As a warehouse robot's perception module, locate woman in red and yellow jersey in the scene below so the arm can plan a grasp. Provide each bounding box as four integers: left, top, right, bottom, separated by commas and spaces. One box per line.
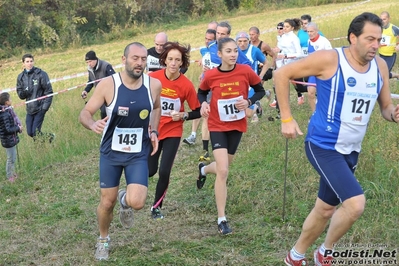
148, 42, 200, 219
196, 37, 265, 235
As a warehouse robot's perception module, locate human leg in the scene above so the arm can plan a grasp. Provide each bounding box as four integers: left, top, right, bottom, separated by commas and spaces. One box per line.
199, 118, 211, 161
287, 142, 364, 263
152, 137, 180, 211
96, 186, 118, 260
183, 119, 200, 145
25, 113, 34, 137
307, 86, 316, 113
6, 146, 17, 181
32, 110, 46, 135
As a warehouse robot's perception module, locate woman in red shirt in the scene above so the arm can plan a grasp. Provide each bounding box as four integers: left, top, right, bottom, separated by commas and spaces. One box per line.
197, 37, 265, 235
148, 42, 201, 219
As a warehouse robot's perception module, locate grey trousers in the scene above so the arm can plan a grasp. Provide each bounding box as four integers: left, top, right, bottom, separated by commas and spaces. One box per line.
6, 145, 17, 178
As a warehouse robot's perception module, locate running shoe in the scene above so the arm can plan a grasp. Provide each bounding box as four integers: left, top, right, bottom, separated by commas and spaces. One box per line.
183, 134, 196, 145
197, 162, 206, 189
95, 237, 110, 260
199, 150, 210, 162
265, 89, 272, 101
251, 114, 259, 123
218, 220, 232, 235
269, 100, 277, 108
8, 176, 15, 182
314, 248, 333, 266
284, 252, 308, 266
151, 207, 164, 220
48, 133, 56, 143
118, 189, 134, 228
298, 95, 305, 105
255, 100, 263, 118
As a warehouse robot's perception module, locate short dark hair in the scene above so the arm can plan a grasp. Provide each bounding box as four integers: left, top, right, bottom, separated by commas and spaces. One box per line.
206, 29, 216, 39
347, 12, 383, 44
123, 42, 146, 57
159, 42, 191, 69
22, 54, 34, 63
217, 21, 231, 35
249, 26, 260, 34
0, 92, 10, 105
301, 14, 312, 22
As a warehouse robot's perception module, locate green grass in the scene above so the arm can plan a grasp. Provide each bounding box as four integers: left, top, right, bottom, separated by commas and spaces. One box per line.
1, 0, 399, 265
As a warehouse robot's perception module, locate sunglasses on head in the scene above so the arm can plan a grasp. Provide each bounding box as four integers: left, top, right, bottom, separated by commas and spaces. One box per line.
277, 27, 283, 30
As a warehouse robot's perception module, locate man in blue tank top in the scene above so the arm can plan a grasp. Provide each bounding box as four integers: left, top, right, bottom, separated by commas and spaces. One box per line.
79, 42, 162, 261
274, 12, 399, 266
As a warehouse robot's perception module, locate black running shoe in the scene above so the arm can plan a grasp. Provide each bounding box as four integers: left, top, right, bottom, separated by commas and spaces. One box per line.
151, 207, 164, 220
218, 220, 232, 235
255, 100, 263, 118
197, 162, 206, 189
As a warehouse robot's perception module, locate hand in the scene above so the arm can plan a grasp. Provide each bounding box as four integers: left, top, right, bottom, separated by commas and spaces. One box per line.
281, 118, 303, 139
203, 66, 210, 72
150, 132, 159, 156
90, 116, 108, 134
235, 99, 249, 111
396, 44, 399, 52
263, 68, 273, 81
81, 91, 88, 99
170, 110, 181, 121
18, 125, 23, 133
200, 102, 210, 118
392, 104, 399, 122
272, 47, 280, 54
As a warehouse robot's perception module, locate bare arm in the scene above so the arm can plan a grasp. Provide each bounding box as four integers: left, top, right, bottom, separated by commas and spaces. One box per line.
375, 57, 399, 122
274, 49, 337, 138
149, 77, 162, 155
79, 77, 112, 134
263, 43, 277, 68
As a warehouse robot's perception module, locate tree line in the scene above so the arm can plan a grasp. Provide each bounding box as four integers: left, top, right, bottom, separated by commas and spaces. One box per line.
0, 0, 356, 59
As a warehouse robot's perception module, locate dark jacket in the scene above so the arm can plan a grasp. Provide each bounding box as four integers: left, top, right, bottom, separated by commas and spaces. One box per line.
16, 67, 53, 115
0, 106, 20, 148
84, 59, 115, 93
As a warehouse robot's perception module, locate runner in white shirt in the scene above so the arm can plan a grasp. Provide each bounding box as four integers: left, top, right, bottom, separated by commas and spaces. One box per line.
306, 22, 333, 113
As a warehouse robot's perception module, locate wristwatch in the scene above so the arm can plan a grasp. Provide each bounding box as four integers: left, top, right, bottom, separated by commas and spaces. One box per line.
182, 112, 188, 121
150, 130, 159, 137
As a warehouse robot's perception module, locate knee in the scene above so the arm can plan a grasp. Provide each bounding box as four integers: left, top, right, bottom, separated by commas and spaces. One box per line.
216, 166, 229, 179
315, 205, 336, 220
344, 197, 365, 221
99, 196, 117, 211
126, 196, 145, 210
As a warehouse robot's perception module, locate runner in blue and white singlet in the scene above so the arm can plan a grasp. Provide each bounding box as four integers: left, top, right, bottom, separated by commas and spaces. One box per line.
274, 13, 399, 266
306, 47, 382, 154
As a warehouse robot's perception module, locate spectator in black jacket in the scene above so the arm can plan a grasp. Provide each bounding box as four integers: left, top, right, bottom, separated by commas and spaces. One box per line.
0, 92, 22, 182
16, 54, 54, 142
81, 51, 116, 119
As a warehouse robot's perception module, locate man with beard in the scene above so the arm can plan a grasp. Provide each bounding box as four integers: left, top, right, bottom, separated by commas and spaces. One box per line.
79, 42, 162, 261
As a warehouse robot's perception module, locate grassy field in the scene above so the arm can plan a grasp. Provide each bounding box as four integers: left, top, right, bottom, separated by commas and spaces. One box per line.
1, 0, 399, 265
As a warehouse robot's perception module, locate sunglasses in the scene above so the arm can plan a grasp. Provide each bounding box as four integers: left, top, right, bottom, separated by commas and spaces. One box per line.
277, 27, 283, 30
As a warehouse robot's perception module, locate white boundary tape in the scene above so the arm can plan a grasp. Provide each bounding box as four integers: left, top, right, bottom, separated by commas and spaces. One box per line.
0, 63, 124, 94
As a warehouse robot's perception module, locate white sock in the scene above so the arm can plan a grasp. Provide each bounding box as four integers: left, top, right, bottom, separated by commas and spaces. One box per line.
217, 216, 227, 225
191, 132, 196, 138
201, 166, 206, 176
99, 235, 110, 241
290, 247, 305, 260
319, 243, 331, 256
